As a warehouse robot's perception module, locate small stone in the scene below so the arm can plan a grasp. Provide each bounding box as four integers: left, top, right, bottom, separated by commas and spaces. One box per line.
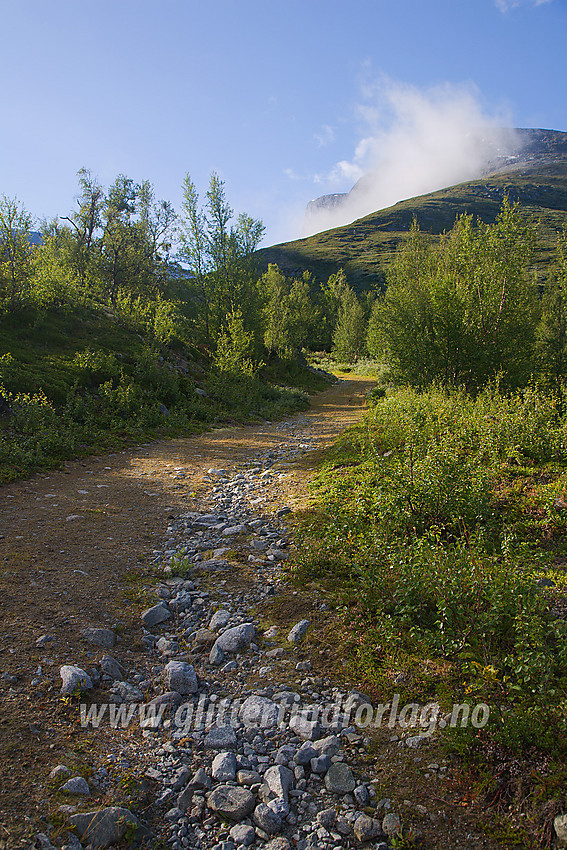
254, 803, 282, 834
188, 766, 212, 789
215, 623, 255, 653
555, 814, 567, 848
99, 655, 123, 681
353, 784, 370, 806
382, 812, 402, 838
61, 776, 90, 796
164, 660, 198, 695
59, 666, 93, 696
289, 715, 321, 741
80, 628, 115, 649
263, 839, 290, 850
354, 813, 382, 842
207, 785, 255, 821
287, 619, 310, 643
317, 807, 336, 829
310, 755, 331, 774
49, 765, 71, 781
406, 735, 430, 748
212, 751, 237, 782
141, 603, 172, 628
109, 681, 143, 703
239, 694, 279, 728
313, 734, 340, 757
209, 609, 231, 632
33, 835, 57, 850
324, 763, 355, 794
262, 765, 294, 800
205, 725, 237, 750
223, 523, 248, 536
230, 823, 255, 845
209, 643, 225, 665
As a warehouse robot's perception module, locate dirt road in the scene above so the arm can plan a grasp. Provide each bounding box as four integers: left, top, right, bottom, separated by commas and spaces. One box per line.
0, 377, 373, 844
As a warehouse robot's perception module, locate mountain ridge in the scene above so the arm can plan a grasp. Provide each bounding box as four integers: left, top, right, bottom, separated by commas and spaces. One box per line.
257, 128, 567, 290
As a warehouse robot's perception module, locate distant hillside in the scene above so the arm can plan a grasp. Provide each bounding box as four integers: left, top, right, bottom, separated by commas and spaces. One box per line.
257, 128, 567, 290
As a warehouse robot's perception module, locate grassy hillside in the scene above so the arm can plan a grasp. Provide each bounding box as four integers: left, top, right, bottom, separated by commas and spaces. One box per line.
0, 302, 331, 483
257, 130, 567, 290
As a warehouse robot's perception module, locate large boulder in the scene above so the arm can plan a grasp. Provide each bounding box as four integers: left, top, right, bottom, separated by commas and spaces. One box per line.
68, 807, 151, 848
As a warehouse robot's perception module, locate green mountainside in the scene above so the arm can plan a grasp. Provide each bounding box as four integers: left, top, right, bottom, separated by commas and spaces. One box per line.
256, 128, 567, 290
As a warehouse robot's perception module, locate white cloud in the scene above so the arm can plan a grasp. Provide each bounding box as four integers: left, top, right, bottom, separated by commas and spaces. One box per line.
303, 77, 519, 236
314, 124, 336, 148
496, 0, 552, 11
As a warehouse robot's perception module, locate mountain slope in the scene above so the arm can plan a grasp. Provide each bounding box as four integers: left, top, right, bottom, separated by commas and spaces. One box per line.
257, 128, 567, 290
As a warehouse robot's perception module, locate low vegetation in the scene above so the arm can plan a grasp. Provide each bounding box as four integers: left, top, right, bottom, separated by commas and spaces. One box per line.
292, 383, 567, 844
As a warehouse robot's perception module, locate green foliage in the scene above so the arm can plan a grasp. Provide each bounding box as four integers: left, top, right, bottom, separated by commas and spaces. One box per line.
0, 195, 34, 310
260, 264, 321, 358
293, 383, 567, 760
178, 172, 264, 345
214, 309, 261, 377
371, 201, 540, 389
332, 287, 366, 362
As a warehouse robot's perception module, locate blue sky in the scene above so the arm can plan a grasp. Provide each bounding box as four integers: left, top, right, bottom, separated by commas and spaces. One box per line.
0, 0, 566, 246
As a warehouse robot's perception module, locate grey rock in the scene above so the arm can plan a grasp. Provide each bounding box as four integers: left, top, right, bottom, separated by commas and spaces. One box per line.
170, 766, 191, 792
164, 660, 198, 695
61, 835, 83, 850
354, 784, 370, 806
313, 734, 341, 757
209, 642, 225, 665
205, 725, 237, 749
141, 603, 172, 628
295, 741, 317, 764
34, 835, 57, 850
289, 715, 321, 741
263, 839, 290, 850
354, 813, 382, 842
35, 634, 54, 648
189, 766, 212, 789
49, 764, 71, 781
68, 806, 150, 848
262, 765, 294, 800
207, 784, 255, 821
215, 622, 255, 654
61, 776, 90, 796
239, 694, 279, 728
310, 755, 331, 774
109, 681, 143, 703
99, 655, 123, 681
80, 628, 115, 649
145, 690, 182, 708
169, 591, 193, 614
254, 803, 282, 834
209, 609, 231, 632
230, 823, 255, 845
59, 666, 93, 696
222, 524, 248, 536
382, 812, 402, 838
316, 808, 336, 830
324, 762, 355, 794
406, 734, 430, 748
212, 751, 237, 781
287, 619, 310, 643
237, 769, 262, 786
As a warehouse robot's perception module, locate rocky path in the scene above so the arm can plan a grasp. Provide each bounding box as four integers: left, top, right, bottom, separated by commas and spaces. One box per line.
1, 377, 496, 850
